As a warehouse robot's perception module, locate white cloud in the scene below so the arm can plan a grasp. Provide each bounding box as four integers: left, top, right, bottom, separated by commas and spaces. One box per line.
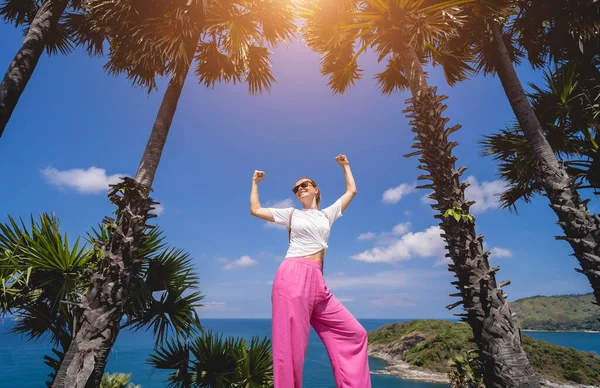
337, 297, 355, 303
357, 232, 376, 241
419, 176, 507, 215
464, 175, 507, 214
351, 225, 445, 263
264, 222, 287, 230
41, 166, 126, 194
490, 247, 513, 258
263, 199, 294, 230
382, 183, 415, 204
392, 222, 411, 235
266, 199, 294, 208
151, 203, 165, 216
220, 256, 258, 270
421, 192, 436, 205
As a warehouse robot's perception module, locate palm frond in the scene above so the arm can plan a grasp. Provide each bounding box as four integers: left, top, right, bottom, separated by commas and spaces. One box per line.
235, 335, 274, 387
44, 19, 74, 56
374, 55, 409, 94
0, 0, 38, 26
195, 40, 241, 88
426, 42, 474, 85
64, 12, 105, 56
252, 0, 296, 47
148, 338, 192, 388
245, 44, 275, 95
191, 331, 240, 388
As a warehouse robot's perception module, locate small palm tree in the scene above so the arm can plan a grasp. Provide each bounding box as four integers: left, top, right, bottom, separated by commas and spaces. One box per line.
100, 373, 141, 388
299, 0, 539, 386
148, 331, 274, 388
0, 214, 203, 387
0, 0, 103, 137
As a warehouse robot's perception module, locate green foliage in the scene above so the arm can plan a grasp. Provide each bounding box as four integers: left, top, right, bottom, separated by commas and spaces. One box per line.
368, 319, 600, 385
480, 63, 600, 211
149, 331, 274, 388
100, 373, 141, 388
0, 215, 203, 385
511, 293, 600, 331
298, 0, 475, 95
443, 206, 475, 223
448, 351, 485, 388
85, 0, 295, 93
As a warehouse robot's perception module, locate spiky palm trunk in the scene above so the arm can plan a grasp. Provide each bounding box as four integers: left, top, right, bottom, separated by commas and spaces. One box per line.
401, 44, 540, 388
52, 63, 191, 388
0, 0, 69, 137
490, 20, 600, 306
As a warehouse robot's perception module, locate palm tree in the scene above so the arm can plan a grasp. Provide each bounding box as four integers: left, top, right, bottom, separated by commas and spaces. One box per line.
481, 64, 600, 211
512, 0, 600, 84
299, 0, 539, 386
0, 214, 203, 387
148, 332, 274, 388
0, 0, 103, 137
100, 373, 141, 388
448, 0, 600, 306
50, 1, 295, 386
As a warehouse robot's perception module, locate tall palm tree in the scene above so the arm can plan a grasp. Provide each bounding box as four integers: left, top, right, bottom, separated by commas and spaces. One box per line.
448, 0, 600, 306
0, 214, 203, 387
481, 64, 600, 211
148, 332, 274, 388
0, 0, 103, 137
50, 1, 295, 386
299, 0, 538, 386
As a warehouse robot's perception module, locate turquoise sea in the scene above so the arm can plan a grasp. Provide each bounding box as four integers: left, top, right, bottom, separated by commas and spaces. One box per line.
1, 319, 599, 388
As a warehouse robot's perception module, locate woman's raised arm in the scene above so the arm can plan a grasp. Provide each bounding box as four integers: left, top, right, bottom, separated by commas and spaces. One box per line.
250, 170, 275, 222
335, 155, 357, 213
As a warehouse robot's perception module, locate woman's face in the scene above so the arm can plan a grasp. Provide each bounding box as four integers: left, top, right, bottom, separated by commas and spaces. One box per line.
293, 179, 318, 202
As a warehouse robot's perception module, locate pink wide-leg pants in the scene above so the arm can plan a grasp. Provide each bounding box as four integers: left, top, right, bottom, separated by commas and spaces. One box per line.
271, 256, 372, 388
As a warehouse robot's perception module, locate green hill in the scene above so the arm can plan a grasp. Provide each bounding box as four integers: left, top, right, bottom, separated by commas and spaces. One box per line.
511, 293, 600, 331
368, 320, 600, 386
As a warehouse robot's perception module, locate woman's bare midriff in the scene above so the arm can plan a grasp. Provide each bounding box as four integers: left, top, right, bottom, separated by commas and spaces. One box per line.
304, 249, 325, 265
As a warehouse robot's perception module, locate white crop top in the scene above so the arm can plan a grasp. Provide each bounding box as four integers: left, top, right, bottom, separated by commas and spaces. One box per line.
267, 198, 344, 258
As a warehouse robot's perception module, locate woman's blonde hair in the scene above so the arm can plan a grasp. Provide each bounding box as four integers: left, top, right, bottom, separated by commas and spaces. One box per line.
295, 177, 321, 207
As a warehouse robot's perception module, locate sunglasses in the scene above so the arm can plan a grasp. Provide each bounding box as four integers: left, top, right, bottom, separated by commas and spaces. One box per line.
292, 181, 314, 194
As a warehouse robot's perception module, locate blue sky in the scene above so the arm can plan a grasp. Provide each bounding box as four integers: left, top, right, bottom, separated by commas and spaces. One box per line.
0, 21, 595, 320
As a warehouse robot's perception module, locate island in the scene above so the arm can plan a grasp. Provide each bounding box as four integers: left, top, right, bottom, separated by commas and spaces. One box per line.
511, 293, 600, 332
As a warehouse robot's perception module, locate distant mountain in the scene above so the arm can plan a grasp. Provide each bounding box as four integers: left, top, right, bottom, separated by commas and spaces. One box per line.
511, 293, 600, 332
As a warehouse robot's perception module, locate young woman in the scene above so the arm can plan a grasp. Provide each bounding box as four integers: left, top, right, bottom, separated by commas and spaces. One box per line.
249, 154, 371, 388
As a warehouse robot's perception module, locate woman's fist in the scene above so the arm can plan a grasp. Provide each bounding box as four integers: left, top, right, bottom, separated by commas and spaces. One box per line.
335, 154, 349, 166
253, 170, 265, 183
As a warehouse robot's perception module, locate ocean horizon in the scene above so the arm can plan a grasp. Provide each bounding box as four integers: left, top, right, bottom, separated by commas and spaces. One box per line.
2, 318, 599, 388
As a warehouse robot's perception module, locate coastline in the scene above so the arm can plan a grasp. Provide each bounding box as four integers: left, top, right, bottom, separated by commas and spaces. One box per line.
368, 347, 600, 388
368, 347, 449, 384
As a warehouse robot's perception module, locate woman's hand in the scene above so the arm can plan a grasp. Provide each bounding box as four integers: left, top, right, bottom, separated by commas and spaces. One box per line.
335, 154, 349, 167
253, 170, 265, 183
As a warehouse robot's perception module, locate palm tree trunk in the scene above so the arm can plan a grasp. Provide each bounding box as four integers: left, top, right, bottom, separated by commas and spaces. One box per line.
134, 75, 187, 188
401, 44, 540, 388
490, 20, 600, 306
0, 0, 69, 137
52, 58, 192, 388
